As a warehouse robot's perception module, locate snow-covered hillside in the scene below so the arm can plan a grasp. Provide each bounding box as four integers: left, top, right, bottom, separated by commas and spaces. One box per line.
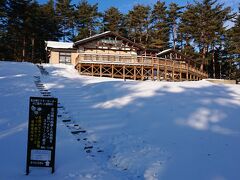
0, 61, 240, 180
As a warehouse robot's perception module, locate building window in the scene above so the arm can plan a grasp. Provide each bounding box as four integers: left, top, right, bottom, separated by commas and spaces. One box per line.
59, 52, 71, 64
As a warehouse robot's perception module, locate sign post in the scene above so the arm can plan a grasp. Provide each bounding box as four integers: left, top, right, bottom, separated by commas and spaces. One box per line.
26, 97, 58, 175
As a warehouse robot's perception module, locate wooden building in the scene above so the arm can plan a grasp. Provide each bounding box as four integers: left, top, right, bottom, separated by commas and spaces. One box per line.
46, 31, 208, 81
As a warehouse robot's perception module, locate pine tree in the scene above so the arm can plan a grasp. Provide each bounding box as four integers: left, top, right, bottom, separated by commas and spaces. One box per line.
3, 0, 60, 62
6, 0, 33, 60
0, 0, 7, 35
168, 3, 182, 50
225, 6, 240, 80
150, 0, 169, 49
126, 4, 151, 46
34, 0, 61, 62
40, 0, 60, 41
102, 7, 123, 33
56, 0, 75, 42
117, 14, 129, 37
228, 7, 240, 54
0, 0, 7, 59
179, 0, 232, 73
178, 4, 197, 57
75, 0, 100, 40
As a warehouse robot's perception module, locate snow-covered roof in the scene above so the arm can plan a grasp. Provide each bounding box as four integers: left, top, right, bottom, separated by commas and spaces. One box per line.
74, 31, 145, 50
45, 41, 74, 49
157, 49, 173, 56
74, 31, 111, 45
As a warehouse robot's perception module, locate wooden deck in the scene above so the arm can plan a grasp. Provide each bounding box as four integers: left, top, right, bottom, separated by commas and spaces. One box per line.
75, 54, 208, 81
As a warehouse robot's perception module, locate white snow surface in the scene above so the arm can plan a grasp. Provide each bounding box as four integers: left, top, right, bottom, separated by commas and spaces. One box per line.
74, 31, 111, 45
156, 49, 173, 56
0, 61, 240, 180
45, 41, 74, 49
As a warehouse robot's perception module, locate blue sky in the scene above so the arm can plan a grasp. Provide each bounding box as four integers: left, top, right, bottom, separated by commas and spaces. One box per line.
38, 0, 239, 13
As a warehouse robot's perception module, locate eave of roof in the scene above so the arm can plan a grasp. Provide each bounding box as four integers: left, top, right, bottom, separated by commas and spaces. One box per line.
74, 31, 111, 45
45, 41, 74, 48
74, 31, 145, 50
157, 49, 173, 56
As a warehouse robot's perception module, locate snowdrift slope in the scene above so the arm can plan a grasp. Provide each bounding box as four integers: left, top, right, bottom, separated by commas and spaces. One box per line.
0, 62, 240, 180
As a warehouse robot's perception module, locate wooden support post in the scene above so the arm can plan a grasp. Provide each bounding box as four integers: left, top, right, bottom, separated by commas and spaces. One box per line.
180, 62, 182, 81
123, 65, 125, 80
151, 66, 154, 81
79, 63, 82, 75
91, 64, 94, 76
164, 59, 167, 80
100, 64, 102, 77
186, 63, 189, 81
141, 66, 144, 81
134, 66, 136, 80
172, 61, 175, 81
112, 64, 114, 78
157, 65, 160, 81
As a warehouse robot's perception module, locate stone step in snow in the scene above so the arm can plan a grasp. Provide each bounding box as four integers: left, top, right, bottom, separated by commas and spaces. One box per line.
62, 119, 71, 122
71, 130, 86, 134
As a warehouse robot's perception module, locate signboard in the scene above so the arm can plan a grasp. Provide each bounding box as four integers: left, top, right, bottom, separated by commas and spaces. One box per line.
26, 97, 58, 175
101, 39, 123, 46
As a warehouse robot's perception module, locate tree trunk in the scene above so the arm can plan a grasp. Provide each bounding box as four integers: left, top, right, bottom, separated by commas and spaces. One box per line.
22, 36, 26, 62
212, 48, 215, 79
31, 37, 35, 62
201, 46, 207, 71
173, 24, 177, 50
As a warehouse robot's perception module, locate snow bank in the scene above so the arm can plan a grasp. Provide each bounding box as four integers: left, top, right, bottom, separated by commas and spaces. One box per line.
42, 64, 240, 180
45, 41, 74, 49
0, 62, 240, 180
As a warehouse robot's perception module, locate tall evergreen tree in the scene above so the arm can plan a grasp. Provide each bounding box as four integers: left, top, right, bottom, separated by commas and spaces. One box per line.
2, 0, 60, 62
0, 0, 7, 35
225, 6, 240, 80
35, 0, 61, 62
75, 0, 100, 40
102, 7, 123, 33
168, 3, 182, 50
179, 0, 232, 72
40, 0, 60, 41
150, 0, 169, 49
0, 0, 7, 59
6, 0, 33, 60
178, 4, 197, 57
127, 4, 151, 46
228, 7, 240, 54
56, 0, 75, 42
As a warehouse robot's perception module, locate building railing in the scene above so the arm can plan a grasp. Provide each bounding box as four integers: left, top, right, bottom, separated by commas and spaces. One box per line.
76, 53, 208, 77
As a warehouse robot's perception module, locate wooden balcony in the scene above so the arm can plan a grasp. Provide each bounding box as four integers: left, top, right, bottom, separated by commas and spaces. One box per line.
75, 53, 208, 81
